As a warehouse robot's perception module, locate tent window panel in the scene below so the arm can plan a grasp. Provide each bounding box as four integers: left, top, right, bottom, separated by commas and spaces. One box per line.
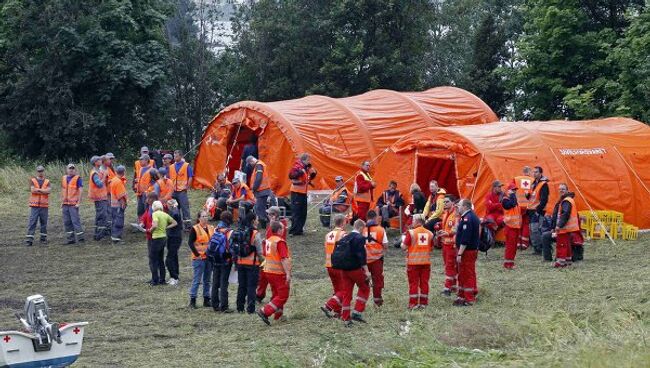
316, 129, 351, 157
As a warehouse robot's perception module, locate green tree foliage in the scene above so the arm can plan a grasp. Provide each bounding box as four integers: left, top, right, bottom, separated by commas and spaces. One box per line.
0, 0, 172, 159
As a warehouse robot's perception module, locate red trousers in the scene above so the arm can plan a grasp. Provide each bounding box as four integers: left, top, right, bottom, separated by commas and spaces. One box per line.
326, 267, 343, 314
457, 250, 478, 303
555, 232, 574, 266
325, 268, 369, 321
441, 245, 457, 291
261, 273, 290, 320
355, 201, 370, 221
407, 264, 430, 308
367, 259, 384, 306
504, 226, 521, 267
520, 212, 530, 249
256, 270, 269, 299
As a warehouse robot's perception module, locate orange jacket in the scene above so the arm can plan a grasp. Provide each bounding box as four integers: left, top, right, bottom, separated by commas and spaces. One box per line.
61, 175, 81, 206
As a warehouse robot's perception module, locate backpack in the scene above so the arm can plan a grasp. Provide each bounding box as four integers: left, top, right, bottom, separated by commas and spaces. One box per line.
207, 228, 230, 263
331, 233, 360, 271
229, 227, 256, 261
478, 223, 495, 253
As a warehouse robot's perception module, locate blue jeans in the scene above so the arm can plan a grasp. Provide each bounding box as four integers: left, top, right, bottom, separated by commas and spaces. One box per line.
190, 259, 212, 298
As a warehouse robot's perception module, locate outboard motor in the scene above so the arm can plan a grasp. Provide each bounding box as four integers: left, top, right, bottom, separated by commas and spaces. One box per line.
15, 295, 62, 351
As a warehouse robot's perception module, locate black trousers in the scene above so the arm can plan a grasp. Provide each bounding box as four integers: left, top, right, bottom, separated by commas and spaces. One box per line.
290, 192, 307, 234
211, 263, 231, 310
166, 236, 182, 280
149, 238, 166, 284
237, 265, 260, 313
541, 231, 555, 262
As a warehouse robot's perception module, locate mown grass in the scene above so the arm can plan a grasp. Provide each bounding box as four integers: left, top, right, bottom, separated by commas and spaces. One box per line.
0, 164, 648, 367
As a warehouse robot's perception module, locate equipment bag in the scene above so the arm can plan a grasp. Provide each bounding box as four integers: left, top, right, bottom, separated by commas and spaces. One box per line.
207, 229, 229, 263
229, 227, 256, 261
478, 223, 495, 253
331, 233, 359, 270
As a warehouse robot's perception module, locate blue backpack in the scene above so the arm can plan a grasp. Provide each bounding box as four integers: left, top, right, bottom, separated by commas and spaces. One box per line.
207, 228, 230, 263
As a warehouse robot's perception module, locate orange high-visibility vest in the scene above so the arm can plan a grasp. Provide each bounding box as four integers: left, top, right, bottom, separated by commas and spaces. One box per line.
441, 209, 457, 246
290, 164, 313, 194
514, 175, 534, 209
264, 235, 291, 275
330, 186, 348, 203
61, 175, 81, 206
232, 183, 255, 203
109, 177, 127, 207
137, 168, 152, 195
324, 228, 346, 268
504, 205, 522, 229
29, 178, 50, 208
169, 161, 190, 191
250, 160, 271, 193
192, 224, 215, 260
237, 230, 261, 266
88, 169, 108, 202
557, 197, 580, 234
134, 160, 156, 177
354, 171, 374, 203
157, 178, 173, 202
407, 226, 433, 265
528, 180, 549, 210
364, 225, 386, 263
105, 166, 116, 184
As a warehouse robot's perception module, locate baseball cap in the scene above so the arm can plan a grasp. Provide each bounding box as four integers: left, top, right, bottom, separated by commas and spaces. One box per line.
105, 152, 115, 159
492, 180, 504, 188
90, 155, 100, 164
67, 164, 76, 169
116, 165, 126, 173
140, 146, 149, 153
163, 153, 173, 160
232, 177, 241, 184
158, 167, 167, 175
217, 173, 226, 180
266, 206, 280, 215
36, 165, 45, 172
335, 176, 344, 182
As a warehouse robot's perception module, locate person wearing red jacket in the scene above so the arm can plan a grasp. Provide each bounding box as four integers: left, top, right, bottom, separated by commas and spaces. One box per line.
354, 161, 376, 221
502, 181, 521, 269
484, 180, 505, 231
257, 206, 288, 303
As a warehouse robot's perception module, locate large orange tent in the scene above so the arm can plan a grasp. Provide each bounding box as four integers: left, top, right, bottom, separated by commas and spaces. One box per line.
193, 87, 498, 195
374, 118, 650, 229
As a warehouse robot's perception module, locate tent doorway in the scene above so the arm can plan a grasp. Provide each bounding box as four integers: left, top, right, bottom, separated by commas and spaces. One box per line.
415, 154, 459, 198
225, 126, 257, 180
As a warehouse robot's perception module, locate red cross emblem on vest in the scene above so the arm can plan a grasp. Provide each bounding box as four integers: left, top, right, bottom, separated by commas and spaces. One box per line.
419, 235, 427, 244
3, 335, 10, 343
328, 233, 335, 241
521, 179, 531, 189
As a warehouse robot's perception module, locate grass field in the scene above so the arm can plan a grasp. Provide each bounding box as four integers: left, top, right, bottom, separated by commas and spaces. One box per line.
0, 164, 648, 367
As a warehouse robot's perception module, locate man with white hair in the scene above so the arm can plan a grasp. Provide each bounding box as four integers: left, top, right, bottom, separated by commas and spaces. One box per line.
247, 155, 274, 227
288, 153, 317, 235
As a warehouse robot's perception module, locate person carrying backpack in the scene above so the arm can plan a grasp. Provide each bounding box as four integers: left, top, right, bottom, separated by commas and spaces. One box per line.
235, 212, 264, 314
321, 220, 371, 327
209, 211, 234, 313
188, 210, 214, 308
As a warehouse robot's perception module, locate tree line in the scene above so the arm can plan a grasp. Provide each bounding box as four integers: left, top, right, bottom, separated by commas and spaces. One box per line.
1, 0, 648, 160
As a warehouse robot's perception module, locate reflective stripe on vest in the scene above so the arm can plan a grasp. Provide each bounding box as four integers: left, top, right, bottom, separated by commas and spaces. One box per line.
364, 225, 385, 263
29, 178, 50, 208
170, 162, 190, 191
88, 169, 108, 201
514, 176, 534, 208
251, 160, 271, 193
407, 227, 433, 265
237, 230, 260, 266
504, 205, 522, 229
557, 197, 580, 233
324, 228, 346, 268
441, 210, 457, 245
264, 235, 290, 275
354, 171, 373, 203
192, 224, 215, 260
109, 177, 127, 207
157, 178, 173, 202
61, 175, 81, 206
528, 181, 548, 210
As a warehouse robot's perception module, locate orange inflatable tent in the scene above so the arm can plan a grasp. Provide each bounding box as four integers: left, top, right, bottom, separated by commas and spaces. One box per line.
374, 118, 650, 229
193, 87, 498, 195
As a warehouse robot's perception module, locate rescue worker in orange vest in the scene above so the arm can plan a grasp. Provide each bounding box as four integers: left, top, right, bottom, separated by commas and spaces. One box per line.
552, 183, 581, 268
103, 153, 117, 182
236, 212, 264, 314
109, 165, 128, 244
135, 154, 153, 218
89, 156, 109, 241
376, 180, 405, 228
423, 180, 447, 232
188, 210, 215, 309
454, 199, 480, 307
133, 147, 155, 194
502, 181, 521, 269
320, 214, 347, 317
258, 220, 292, 325
153, 167, 174, 203
321, 219, 371, 326
436, 196, 459, 296
514, 166, 535, 250
170, 150, 193, 230
162, 153, 173, 177
401, 214, 434, 310
364, 210, 388, 306
246, 156, 274, 227
288, 153, 316, 235
228, 177, 255, 219
353, 161, 376, 221
257, 206, 288, 303
319, 175, 350, 227
25, 165, 51, 246
62, 163, 85, 244
529, 166, 550, 255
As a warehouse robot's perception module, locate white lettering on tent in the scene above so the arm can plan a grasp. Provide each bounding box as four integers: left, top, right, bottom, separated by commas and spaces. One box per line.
558, 148, 607, 156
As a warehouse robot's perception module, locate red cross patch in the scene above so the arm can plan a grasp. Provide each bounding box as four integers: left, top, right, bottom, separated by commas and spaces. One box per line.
521, 179, 531, 189
73, 327, 80, 334
3, 335, 10, 343
418, 234, 429, 245
328, 233, 335, 241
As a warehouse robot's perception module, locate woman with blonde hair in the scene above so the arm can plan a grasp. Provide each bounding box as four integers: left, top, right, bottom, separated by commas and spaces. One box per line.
148, 200, 177, 286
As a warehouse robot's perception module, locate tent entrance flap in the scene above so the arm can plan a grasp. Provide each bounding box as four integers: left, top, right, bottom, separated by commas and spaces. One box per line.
415, 154, 459, 197
226, 126, 256, 180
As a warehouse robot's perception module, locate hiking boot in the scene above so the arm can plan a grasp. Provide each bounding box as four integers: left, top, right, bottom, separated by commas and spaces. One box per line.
221, 308, 234, 314
203, 297, 211, 307
25, 239, 33, 247
189, 298, 197, 309
440, 290, 452, 297
452, 299, 465, 306
257, 310, 270, 326
39, 237, 48, 245
343, 320, 354, 328
256, 296, 264, 304
320, 306, 335, 319
351, 313, 367, 323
